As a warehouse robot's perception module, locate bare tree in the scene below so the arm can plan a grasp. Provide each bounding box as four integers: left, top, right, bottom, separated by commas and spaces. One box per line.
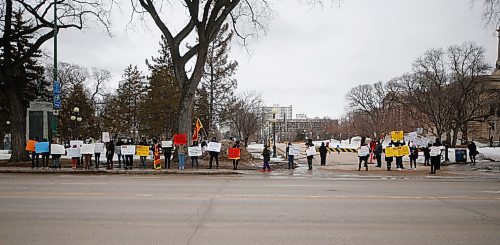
132, 0, 271, 140
225, 91, 263, 148
345, 81, 387, 134
447, 42, 495, 144
90, 67, 111, 104
476, 0, 500, 27
1, 0, 111, 161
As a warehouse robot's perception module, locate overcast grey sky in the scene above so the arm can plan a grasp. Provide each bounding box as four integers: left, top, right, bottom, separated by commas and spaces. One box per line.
44, 0, 499, 119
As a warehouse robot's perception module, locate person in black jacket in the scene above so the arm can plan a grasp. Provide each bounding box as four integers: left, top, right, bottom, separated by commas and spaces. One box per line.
394, 140, 405, 171
191, 141, 200, 168
163, 138, 173, 169
385, 141, 394, 171
430, 138, 442, 174
262, 144, 271, 171
423, 144, 431, 166
318, 142, 328, 166
106, 140, 115, 169
208, 137, 219, 169
374, 140, 383, 168
467, 140, 477, 164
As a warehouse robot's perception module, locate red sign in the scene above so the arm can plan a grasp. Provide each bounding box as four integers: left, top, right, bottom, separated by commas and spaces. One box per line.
173, 134, 187, 145
228, 148, 241, 160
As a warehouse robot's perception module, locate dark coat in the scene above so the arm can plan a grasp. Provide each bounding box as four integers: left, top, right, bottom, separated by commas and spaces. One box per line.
262, 148, 271, 162
319, 145, 328, 156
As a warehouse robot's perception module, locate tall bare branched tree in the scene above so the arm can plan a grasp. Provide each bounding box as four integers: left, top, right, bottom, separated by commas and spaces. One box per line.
224, 91, 263, 148
0, 0, 111, 161
132, 0, 271, 140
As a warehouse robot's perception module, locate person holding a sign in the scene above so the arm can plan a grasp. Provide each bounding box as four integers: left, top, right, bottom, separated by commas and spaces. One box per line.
423, 144, 431, 166
162, 138, 173, 169
394, 140, 405, 171
125, 138, 134, 169
430, 138, 442, 174
385, 142, 394, 171
116, 140, 123, 168
153, 139, 162, 170
231, 141, 241, 170
208, 137, 220, 169
306, 139, 315, 170
50, 140, 62, 169
139, 138, 149, 169
29, 137, 40, 169
190, 141, 200, 168
94, 140, 103, 169
358, 139, 370, 171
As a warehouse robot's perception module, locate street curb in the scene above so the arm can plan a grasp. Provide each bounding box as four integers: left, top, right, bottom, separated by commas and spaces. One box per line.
0, 168, 241, 176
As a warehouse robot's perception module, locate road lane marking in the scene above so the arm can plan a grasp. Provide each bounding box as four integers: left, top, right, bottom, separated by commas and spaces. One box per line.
480, 191, 500, 194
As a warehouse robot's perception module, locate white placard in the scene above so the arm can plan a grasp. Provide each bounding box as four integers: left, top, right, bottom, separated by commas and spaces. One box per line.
188, 146, 202, 157
306, 147, 316, 156
94, 143, 105, 153
121, 145, 136, 155
408, 132, 417, 140
288, 146, 301, 156
70, 140, 84, 148
430, 146, 441, 157
358, 146, 370, 157
81, 144, 95, 155
50, 144, 65, 155
161, 141, 173, 148
102, 132, 110, 143
207, 142, 222, 152
66, 148, 81, 158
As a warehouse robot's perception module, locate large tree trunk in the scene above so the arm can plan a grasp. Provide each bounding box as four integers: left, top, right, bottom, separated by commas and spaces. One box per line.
6, 79, 29, 162
177, 89, 195, 143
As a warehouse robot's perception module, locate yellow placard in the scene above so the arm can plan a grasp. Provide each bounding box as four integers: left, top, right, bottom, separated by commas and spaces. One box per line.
391, 131, 404, 141
398, 145, 410, 156
136, 145, 150, 157
385, 147, 395, 157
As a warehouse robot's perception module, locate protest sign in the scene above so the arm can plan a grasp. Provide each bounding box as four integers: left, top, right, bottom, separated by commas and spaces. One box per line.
161, 141, 173, 148
358, 146, 369, 157
121, 145, 136, 155
385, 147, 396, 157
66, 148, 81, 158
398, 145, 410, 156
288, 146, 301, 156
35, 142, 50, 153
188, 146, 203, 157
94, 143, 105, 153
102, 132, 110, 143
430, 146, 441, 157
80, 144, 95, 155
391, 131, 404, 141
50, 144, 65, 155
25, 140, 37, 151
70, 140, 84, 148
207, 142, 222, 152
228, 148, 241, 159
136, 145, 150, 156
306, 147, 316, 156
173, 134, 187, 145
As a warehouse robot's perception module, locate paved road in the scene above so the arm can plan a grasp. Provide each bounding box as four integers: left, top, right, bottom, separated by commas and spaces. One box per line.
0, 174, 499, 245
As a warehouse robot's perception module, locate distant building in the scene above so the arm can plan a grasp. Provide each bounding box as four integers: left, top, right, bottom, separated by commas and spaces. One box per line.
262, 104, 293, 121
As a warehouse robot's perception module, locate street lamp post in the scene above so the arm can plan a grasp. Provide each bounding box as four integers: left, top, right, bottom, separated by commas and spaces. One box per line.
272, 108, 277, 158
70, 107, 82, 139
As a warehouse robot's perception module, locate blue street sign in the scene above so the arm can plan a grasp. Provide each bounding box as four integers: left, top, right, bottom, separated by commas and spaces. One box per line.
53, 81, 61, 109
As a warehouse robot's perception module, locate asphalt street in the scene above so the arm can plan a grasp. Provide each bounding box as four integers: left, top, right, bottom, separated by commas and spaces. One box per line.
0, 174, 499, 245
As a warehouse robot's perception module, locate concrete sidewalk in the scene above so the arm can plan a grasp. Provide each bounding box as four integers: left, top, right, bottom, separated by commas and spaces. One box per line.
0, 167, 240, 175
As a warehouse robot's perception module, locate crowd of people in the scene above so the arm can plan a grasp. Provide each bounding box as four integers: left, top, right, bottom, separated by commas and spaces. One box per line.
28, 136, 238, 171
